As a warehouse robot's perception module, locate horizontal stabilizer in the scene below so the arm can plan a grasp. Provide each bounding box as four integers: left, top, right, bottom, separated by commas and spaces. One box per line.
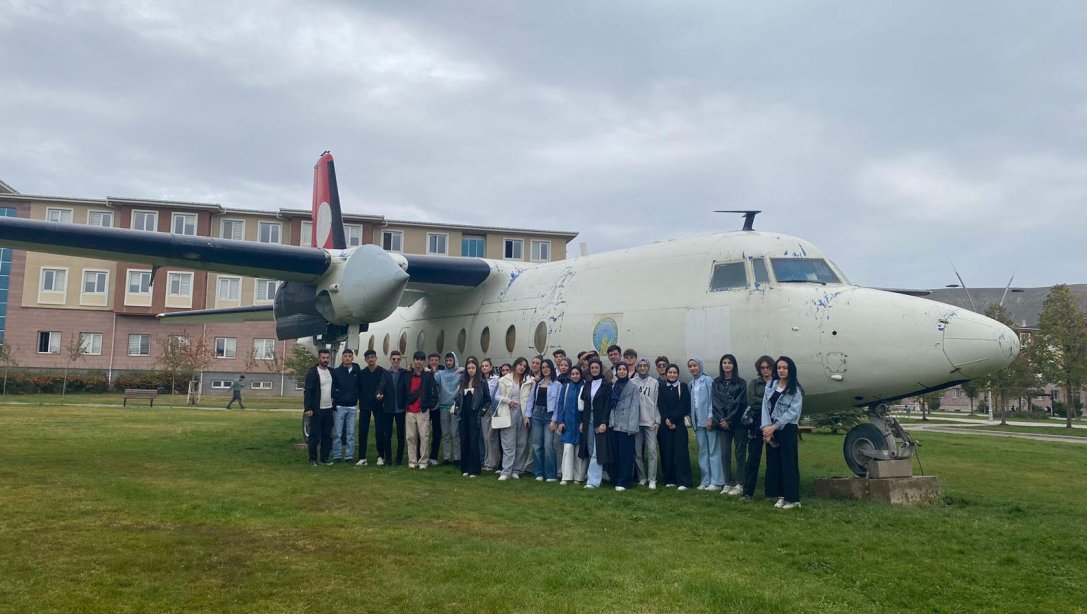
0, 217, 330, 282
158, 305, 275, 324
876, 288, 932, 297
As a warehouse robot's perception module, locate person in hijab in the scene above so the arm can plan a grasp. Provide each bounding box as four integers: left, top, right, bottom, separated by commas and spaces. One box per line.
554, 365, 586, 485
579, 358, 612, 489
631, 358, 661, 489
688, 358, 722, 491
607, 362, 641, 491
657, 364, 693, 490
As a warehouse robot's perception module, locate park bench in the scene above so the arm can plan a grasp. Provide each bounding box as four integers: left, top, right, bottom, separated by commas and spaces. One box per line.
123, 389, 158, 407
798, 424, 813, 441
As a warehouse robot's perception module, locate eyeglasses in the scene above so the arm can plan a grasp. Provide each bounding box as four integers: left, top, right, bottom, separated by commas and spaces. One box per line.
759, 365, 771, 370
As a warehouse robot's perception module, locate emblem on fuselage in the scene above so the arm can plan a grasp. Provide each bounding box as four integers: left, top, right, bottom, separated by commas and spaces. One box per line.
592, 316, 620, 355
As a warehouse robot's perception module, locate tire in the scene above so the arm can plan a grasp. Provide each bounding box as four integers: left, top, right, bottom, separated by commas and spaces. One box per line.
843, 423, 888, 476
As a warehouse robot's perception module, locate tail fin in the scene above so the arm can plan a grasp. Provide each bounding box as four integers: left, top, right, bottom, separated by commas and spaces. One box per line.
311, 151, 347, 250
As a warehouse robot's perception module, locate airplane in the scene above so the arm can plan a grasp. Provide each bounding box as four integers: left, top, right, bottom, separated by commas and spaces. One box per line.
0, 151, 1021, 476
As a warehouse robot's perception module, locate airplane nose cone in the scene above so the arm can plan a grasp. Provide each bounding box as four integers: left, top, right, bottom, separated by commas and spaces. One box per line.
941, 310, 1020, 379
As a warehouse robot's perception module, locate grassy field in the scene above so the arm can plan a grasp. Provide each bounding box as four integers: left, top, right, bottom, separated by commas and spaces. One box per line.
1, 406, 1085, 613
0, 392, 300, 410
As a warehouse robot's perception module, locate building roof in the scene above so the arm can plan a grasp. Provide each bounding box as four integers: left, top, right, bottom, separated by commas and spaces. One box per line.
108, 197, 224, 212
925, 284, 1087, 328
382, 218, 579, 239
0, 179, 16, 194
278, 208, 384, 222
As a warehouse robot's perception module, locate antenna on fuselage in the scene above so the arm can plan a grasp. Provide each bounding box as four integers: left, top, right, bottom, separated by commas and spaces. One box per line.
714, 210, 761, 231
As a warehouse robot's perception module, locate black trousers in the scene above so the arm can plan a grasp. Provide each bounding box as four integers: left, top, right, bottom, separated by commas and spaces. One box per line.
611, 431, 636, 488
429, 408, 442, 461
377, 412, 406, 465
359, 405, 377, 460
742, 430, 764, 497
658, 425, 693, 487
308, 409, 335, 463
764, 423, 800, 502
459, 409, 482, 476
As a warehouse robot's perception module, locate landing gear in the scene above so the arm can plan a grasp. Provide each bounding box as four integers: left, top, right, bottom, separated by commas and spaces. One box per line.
842, 403, 918, 477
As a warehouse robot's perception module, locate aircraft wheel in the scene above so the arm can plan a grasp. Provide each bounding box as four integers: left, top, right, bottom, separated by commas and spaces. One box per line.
843, 423, 887, 476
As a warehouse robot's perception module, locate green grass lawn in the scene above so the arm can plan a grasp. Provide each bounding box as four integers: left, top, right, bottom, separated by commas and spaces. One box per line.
0, 392, 300, 410
1, 406, 1085, 613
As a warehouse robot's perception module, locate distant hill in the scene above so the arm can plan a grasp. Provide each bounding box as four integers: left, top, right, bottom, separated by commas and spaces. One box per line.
924, 284, 1087, 328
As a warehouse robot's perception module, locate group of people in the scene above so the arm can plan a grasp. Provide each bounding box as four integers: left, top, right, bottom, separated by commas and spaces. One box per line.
302, 344, 804, 509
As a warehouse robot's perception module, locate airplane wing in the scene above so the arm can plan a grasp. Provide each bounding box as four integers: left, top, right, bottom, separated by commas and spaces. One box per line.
158, 305, 275, 324
0, 217, 330, 282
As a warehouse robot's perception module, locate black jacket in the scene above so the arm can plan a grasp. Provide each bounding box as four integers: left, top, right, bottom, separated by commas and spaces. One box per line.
657, 381, 691, 427
396, 369, 439, 413
711, 375, 748, 428
578, 379, 613, 462
457, 377, 491, 416
331, 363, 363, 407
378, 368, 405, 413
358, 365, 386, 410
303, 365, 334, 412
745, 378, 769, 433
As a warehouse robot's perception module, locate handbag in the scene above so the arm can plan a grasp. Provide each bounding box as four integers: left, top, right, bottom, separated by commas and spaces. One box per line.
490, 400, 512, 429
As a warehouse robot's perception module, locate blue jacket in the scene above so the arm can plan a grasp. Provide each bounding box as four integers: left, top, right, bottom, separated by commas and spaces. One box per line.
688, 359, 714, 427
762, 381, 803, 429
555, 380, 584, 445
528, 378, 561, 419
434, 353, 462, 406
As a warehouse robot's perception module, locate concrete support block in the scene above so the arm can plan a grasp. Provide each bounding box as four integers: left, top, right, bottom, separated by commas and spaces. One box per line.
814, 476, 942, 505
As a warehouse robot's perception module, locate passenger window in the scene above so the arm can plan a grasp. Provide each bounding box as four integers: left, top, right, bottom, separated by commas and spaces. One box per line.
710, 262, 747, 291
752, 258, 769, 286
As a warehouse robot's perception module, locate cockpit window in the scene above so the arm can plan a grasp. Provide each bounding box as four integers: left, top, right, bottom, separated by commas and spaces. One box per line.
771, 258, 841, 284
752, 258, 769, 286
710, 261, 747, 291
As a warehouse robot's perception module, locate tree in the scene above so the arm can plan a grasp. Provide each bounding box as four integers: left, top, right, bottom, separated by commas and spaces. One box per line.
1035, 284, 1087, 429
808, 408, 864, 433
61, 336, 87, 401
0, 342, 19, 397
246, 339, 285, 390
961, 381, 979, 414
285, 344, 315, 389
156, 333, 190, 395
980, 304, 1037, 425
157, 332, 213, 405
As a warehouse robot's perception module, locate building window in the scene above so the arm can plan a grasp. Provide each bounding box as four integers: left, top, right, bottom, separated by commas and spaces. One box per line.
220, 219, 244, 240
215, 337, 237, 359
427, 233, 448, 256
37, 331, 61, 354
252, 338, 276, 360
258, 221, 281, 244
79, 332, 103, 355
87, 210, 113, 227
172, 213, 197, 235
82, 270, 108, 294
250, 380, 273, 390
217, 276, 241, 300
462, 234, 485, 258
255, 278, 278, 302
40, 268, 67, 292
128, 334, 151, 357
210, 380, 232, 390
131, 210, 158, 232
504, 239, 524, 260
167, 272, 193, 297
127, 270, 152, 295
530, 240, 551, 262
46, 208, 73, 223
300, 221, 314, 247
344, 224, 362, 247
381, 230, 403, 252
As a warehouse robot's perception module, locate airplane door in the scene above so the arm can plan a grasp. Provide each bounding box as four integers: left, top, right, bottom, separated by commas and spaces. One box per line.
685, 307, 731, 362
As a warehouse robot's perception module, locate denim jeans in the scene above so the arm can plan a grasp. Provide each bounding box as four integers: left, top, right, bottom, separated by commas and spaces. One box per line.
331, 405, 357, 460
531, 412, 558, 480
586, 430, 603, 487
695, 427, 723, 487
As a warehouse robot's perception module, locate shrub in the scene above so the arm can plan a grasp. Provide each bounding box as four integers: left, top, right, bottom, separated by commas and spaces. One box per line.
808, 409, 865, 434
112, 371, 179, 394
0, 369, 110, 394
1051, 401, 1084, 419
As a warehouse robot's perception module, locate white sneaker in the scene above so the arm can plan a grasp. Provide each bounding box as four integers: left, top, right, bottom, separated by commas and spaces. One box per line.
781, 501, 801, 510
638, 479, 647, 487
546, 479, 557, 483
665, 483, 676, 488
498, 475, 509, 481
468, 474, 477, 478
355, 459, 367, 467
584, 484, 597, 489
535, 476, 544, 482
419, 463, 428, 470
559, 480, 569, 485
376, 457, 385, 466
511, 473, 520, 479
677, 486, 688, 491
408, 463, 417, 469
428, 459, 439, 466
615, 486, 626, 492
774, 497, 785, 508
648, 481, 657, 490
730, 485, 744, 495
696, 485, 708, 490
462, 472, 469, 477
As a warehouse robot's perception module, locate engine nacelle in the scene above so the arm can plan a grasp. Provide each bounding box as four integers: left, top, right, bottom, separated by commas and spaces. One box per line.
314, 244, 409, 325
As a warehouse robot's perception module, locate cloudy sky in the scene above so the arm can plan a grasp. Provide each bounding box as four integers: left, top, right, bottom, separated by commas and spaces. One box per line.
2, 1, 1085, 289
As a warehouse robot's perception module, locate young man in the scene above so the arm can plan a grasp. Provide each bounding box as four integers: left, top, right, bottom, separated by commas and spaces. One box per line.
632, 358, 661, 489
226, 375, 246, 409
427, 352, 443, 465
377, 351, 406, 466
399, 351, 439, 469
303, 349, 335, 466
606, 345, 623, 380
622, 348, 638, 377
331, 349, 362, 464
655, 356, 670, 386
357, 349, 386, 466
552, 349, 567, 364
434, 352, 464, 464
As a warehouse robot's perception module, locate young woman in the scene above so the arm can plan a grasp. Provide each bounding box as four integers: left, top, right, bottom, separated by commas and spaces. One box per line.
741, 355, 774, 500
579, 358, 612, 489
607, 363, 641, 491
480, 358, 502, 472
496, 357, 532, 481
762, 356, 804, 509
554, 365, 586, 485
657, 364, 693, 490
529, 359, 561, 481
688, 358, 722, 491
712, 354, 748, 496
457, 357, 489, 477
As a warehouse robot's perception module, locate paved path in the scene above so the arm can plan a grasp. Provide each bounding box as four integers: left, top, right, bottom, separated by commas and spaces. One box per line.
922, 414, 1087, 429
907, 424, 1087, 444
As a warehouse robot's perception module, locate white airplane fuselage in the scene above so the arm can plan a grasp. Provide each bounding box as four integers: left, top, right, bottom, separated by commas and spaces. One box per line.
356, 231, 1019, 414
